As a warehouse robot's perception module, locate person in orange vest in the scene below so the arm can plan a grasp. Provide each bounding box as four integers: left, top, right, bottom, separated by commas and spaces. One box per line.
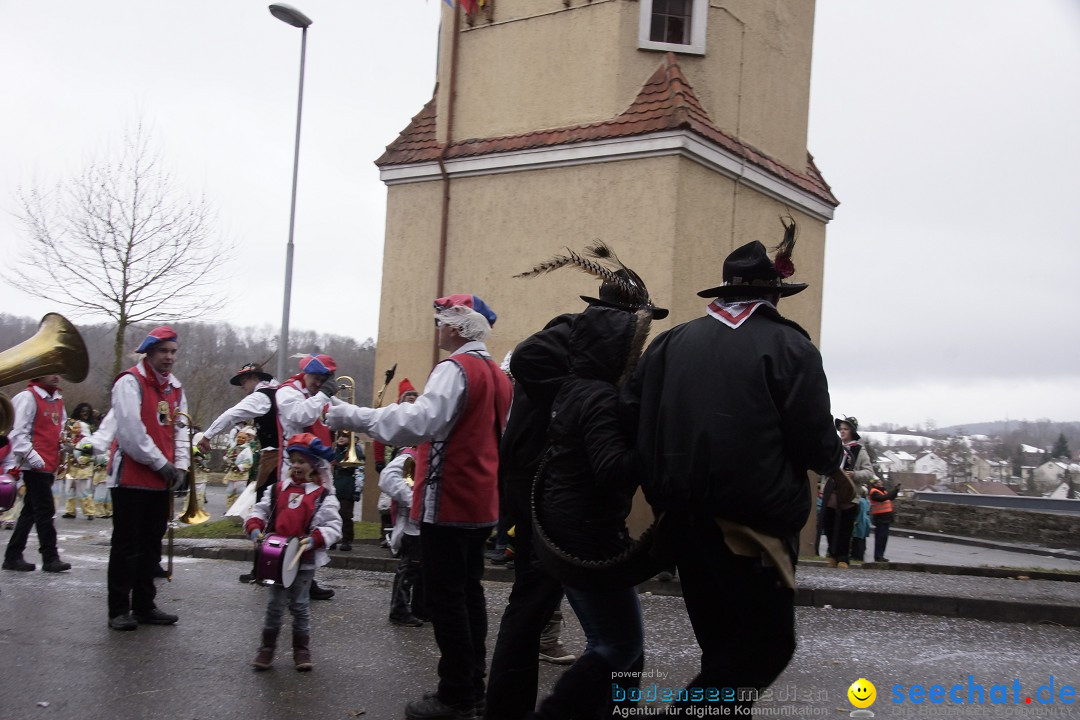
868, 478, 901, 562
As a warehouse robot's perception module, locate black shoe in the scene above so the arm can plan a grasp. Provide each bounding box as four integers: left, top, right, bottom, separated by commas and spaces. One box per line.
42, 560, 71, 573
405, 694, 476, 719
134, 608, 179, 625
389, 614, 424, 627
876, 557, 890, 563
153, 565, 169, 579
3, 558, 35, 571
339, 542, 352, 552
239, 572, 256, 584
309, 581, 335, 601
61, 513, 75, 519
109, 613, 138, 631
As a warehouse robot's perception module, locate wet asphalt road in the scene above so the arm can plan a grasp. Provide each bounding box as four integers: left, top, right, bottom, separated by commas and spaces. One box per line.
2, 528, 1079, 720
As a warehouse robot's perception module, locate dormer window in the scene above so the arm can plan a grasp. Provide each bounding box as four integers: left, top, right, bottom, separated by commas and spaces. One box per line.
639, 0, 708, 55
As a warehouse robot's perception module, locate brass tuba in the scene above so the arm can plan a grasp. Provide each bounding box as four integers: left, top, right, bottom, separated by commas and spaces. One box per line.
335, 376, 364, 468
0, 313, 90, 435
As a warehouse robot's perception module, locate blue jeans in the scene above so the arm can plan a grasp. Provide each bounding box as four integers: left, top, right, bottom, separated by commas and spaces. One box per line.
533, 585, 644, 719
263, 568, 314, 633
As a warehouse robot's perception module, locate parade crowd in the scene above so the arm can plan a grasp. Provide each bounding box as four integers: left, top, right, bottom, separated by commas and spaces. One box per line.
0, 226, 890, 719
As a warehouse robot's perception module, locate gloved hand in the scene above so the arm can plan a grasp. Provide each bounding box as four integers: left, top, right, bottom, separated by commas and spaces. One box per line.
158, 462, 185, 490
319, 377, 339, 398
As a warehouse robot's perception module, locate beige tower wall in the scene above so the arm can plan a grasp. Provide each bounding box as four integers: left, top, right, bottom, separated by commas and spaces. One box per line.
438, 0, 816, 170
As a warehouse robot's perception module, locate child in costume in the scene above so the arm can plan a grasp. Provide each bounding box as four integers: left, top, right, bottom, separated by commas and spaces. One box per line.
245, 433, 341, 672
91, 452, 111, 518
191, 433, 211, 510
63, 442, 96, 520
223, 427, 255, 511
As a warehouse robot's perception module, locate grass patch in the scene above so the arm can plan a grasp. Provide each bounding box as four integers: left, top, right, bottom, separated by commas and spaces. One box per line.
173, 519, 382, 540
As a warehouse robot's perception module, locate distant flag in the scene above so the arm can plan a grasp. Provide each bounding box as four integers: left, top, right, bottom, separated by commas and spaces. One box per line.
443, 0, 482, 11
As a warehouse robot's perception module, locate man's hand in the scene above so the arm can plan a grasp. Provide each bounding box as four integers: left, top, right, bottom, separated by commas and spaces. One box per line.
197, 436, 212, 454
325, 403, 361, 431
844, 470, 855, 480
319, 377, 339, 398
158, 462, 186, 491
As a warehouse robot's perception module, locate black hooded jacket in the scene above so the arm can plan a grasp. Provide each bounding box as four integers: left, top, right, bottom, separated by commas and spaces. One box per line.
539, 306, 641, 561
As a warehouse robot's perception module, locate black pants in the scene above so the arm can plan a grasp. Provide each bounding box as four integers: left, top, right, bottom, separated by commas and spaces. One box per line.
390, 532, 425, 619
5, 471, 59, 563
107, 487, 168, 618
822, 505, 857, 563
873, 520, 891, 560
338, 497, 355, 544
484, 516, 565, 720
421, 522, 491, 709
667, 516, 795, 715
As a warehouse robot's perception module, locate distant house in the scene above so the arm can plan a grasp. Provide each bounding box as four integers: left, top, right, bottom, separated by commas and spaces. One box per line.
963, 480, 1017, 496
1033, 460, 1080, 494
914, 452, 949, 480
880, 450, 916, 473
969, 454, 1011, 482
1021, 444, 1047, 467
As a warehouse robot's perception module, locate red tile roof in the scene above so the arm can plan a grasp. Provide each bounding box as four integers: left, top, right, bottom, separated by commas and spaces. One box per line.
376, 53, 837, 207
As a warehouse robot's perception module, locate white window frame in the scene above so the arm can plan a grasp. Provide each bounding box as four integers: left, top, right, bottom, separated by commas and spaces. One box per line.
638, 0, 708, 56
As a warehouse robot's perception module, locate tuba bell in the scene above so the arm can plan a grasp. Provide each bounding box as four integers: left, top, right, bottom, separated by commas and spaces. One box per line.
0, 313, 90, 435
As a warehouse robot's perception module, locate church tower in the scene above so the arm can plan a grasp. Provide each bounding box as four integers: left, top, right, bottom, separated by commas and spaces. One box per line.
373, 0, 836, 385
368, 0, 837, 540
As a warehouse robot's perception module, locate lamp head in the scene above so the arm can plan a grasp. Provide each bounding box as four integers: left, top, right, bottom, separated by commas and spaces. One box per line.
269, 3, 312, 28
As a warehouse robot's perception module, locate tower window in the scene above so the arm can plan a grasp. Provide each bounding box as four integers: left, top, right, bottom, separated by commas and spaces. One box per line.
639, 0, 707, 55
650, 0, 693, 45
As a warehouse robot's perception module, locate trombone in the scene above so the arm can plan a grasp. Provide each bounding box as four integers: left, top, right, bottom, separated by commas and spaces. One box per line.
168, 411, 210, 581
335, 376, 364, 468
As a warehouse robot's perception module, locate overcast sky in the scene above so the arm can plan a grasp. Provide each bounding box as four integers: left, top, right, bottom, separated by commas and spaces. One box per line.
1, 1, 1077, 429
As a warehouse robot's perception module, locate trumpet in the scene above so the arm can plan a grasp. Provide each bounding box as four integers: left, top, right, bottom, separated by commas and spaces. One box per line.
167, 411, 210, 581
335, 376, 364, 468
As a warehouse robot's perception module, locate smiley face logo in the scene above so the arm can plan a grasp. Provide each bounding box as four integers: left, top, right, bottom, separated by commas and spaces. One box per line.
847, 678, 877, 709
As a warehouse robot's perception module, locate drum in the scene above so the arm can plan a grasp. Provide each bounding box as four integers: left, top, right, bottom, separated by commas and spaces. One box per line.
254, 533, 301, 588
0, 474, 17, 512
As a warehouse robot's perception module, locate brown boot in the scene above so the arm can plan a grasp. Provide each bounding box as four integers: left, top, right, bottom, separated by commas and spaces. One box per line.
293, 633, 313, 672
252, 628, 278, 670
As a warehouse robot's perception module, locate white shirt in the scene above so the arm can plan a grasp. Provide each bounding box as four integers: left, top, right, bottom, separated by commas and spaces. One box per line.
90, 410, 117, 456
378, 451, 419, 549
276, 378, 342, 442
326, 342, 491, 446
3, 385, 65, 472
110, 360, 190, 481
327, 342, 495, 524
203, 380, 277, 443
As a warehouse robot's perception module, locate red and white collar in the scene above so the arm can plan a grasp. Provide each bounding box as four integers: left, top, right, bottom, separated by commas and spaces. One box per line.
705, 300, 772, 329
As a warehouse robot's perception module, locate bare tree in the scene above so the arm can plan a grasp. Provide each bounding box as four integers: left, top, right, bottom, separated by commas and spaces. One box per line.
6, 123, 231, 376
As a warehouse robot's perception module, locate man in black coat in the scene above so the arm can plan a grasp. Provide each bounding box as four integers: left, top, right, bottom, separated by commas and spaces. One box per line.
623, 237, 846, 714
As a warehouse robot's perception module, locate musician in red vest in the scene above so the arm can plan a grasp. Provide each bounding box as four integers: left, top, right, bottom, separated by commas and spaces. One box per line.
105, 326, 189, 631
329, 294, 512, 720
2, 374, 72, 573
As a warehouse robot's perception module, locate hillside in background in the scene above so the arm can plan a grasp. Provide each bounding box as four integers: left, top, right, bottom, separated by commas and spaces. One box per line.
0, 313, 376, 430
866, 419, 1080, 455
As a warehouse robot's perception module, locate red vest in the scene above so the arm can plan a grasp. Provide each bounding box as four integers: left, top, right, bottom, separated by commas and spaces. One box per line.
29, 386, 63, 473
410, 353, 512, 526
110, 362, 182, 490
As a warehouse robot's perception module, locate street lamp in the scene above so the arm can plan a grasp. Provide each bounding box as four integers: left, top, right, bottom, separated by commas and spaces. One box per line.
269, 3, 313, 382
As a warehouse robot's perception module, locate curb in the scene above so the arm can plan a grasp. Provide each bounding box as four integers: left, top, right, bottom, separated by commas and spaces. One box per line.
170, 543, 1080, 628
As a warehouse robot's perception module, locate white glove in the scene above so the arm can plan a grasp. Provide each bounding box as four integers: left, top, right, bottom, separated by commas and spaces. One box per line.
325, 403, 366, 432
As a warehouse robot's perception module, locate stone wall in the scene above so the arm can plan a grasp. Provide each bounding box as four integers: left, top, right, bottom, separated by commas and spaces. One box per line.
895, 499, 1080, 550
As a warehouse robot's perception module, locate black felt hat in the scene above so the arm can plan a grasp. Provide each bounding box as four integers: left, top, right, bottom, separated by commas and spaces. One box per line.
697, 241, 808, 299
835, 416, 861, 441
581, 269, 669, 319
229, 362, 273, 386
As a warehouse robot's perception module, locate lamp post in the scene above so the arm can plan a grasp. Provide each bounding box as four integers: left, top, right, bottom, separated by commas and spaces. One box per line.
269, 3, 313, 382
